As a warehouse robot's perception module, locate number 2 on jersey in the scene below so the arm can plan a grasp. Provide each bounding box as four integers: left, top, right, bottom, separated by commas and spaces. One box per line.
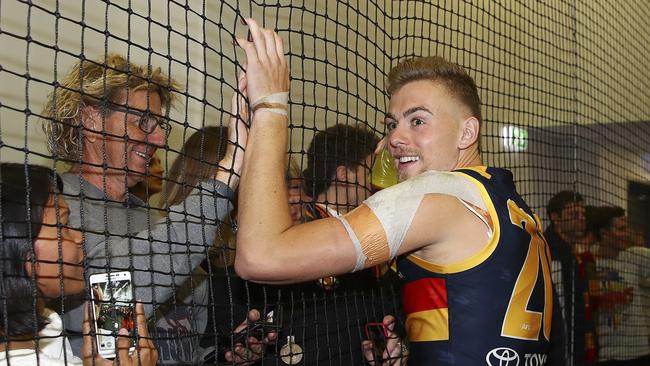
502, 199, 553, 341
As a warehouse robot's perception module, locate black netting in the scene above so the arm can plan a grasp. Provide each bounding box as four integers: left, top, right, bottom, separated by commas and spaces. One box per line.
1, 1, 649, 365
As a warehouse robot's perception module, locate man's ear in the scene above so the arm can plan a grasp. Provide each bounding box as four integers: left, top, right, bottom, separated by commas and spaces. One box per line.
335, 165, 348, 184
458, 116, 480, 149
80, 106, 99, 143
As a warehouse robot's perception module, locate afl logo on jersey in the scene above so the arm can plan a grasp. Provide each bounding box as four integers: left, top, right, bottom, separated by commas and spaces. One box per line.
486, 347, 519, 366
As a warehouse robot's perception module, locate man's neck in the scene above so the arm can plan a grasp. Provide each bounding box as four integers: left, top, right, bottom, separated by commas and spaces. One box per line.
454, 148, 482, 169
69, 165, 129, 201
320, 189, 349, 215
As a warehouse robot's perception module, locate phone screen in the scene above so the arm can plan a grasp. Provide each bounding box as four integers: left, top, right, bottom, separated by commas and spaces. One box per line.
91, 273, 135, 357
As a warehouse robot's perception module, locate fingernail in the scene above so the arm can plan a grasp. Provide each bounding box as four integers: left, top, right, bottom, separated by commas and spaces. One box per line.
119, 328, 128, 335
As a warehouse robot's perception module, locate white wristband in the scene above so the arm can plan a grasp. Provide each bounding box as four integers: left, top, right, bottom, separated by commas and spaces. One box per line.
251, 92, 289, 117
250, 92, 289, 109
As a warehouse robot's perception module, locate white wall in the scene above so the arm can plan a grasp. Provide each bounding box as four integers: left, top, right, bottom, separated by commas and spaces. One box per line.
1, 0, 649, 207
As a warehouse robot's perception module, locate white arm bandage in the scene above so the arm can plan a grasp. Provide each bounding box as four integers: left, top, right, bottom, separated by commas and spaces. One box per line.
339, 170, 488, 270
251, 92, 289, 116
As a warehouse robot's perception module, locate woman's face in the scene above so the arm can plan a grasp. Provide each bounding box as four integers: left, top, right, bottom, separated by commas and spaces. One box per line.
287, 178, 304, 225
144, 153, 165, 195
29, 195, 84, 298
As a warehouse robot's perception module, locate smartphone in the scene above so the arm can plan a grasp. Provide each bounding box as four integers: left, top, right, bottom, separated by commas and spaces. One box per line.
89, 271, 135, 359
365, 322, 389, 363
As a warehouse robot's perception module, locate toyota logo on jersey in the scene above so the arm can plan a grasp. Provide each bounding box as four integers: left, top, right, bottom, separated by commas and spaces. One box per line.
486, 347, 520, 366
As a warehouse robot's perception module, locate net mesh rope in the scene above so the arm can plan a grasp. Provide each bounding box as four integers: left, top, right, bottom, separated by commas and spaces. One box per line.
0, 0, 649, 365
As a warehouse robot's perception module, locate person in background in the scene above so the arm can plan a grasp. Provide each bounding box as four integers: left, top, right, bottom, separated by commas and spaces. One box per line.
258, 124, 395, 365
545, 191, 597, 364
0, 163, 156, 366
589, 206, 650, 366
302, 124, 378, 217
164, 125, 277, 364
287, 156, 306, 225
41, 53, 247, 363
162, 126, 234, 267
130, 153, 164, 203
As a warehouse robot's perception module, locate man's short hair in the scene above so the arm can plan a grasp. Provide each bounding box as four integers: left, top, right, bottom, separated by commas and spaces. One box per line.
303, 124, 379, 197
41, 54, 180, 161
546, 191, 584, 220
386, 56, 481, 123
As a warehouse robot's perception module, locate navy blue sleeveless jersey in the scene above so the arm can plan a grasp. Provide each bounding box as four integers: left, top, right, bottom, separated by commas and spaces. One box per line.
396, 167, 553, 365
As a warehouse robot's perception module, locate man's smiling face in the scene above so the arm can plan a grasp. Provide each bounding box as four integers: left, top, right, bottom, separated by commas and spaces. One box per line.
386, 80, 466, 181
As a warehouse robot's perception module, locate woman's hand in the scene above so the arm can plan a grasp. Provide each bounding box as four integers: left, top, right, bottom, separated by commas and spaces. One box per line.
362, 315, 409, 366
218, 71, 250, 189
82, 301, 158, 366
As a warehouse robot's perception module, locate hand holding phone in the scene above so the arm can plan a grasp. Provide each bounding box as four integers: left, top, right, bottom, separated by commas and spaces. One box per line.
82, 301, 158, 366
362, 315, 408, 366
89, 271, 135, 359
365, 322, 389, 364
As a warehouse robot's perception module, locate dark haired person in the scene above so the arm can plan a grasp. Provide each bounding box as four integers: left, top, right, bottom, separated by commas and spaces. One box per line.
234, 20, 557, 364
590, 206, 650, 366
545, 191, 597, 364
250, 124, 394, 365
0, 163, 156, 366
302, 124, 379, 215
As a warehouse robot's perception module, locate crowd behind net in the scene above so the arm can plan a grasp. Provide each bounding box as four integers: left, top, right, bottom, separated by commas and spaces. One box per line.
1, 0, 649, 365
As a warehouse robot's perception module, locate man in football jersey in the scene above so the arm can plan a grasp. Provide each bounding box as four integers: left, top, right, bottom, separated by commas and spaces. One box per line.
233, 19, 556, 365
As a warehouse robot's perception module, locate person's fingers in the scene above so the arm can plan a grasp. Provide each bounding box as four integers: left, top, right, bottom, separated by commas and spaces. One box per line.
134, 303, 154, 350
238, 71, 248, 95
82, 301, 92, 352
264, 330, 278, 343
383, 314, 396, 328
115, 328, 132, 364
262, 29, 279, 63
235, 37, 259, 63
82, 301, 98, 364
381, 315, 401, 365
246, 336, 264, 356
245, 18, 268, 63
233, 343, 252, 363
274, 32, 285, 63
247, 308, 261, 322
224, 349, 234, 362
362, 340, 377, 366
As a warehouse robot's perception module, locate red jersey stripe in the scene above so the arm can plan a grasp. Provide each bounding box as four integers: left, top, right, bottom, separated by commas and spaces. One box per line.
403, 278, 448, 314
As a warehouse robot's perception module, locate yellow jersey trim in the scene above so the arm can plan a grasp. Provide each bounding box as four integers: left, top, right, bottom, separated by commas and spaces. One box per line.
464, 166, 492, 179
406, 168, 501, 274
